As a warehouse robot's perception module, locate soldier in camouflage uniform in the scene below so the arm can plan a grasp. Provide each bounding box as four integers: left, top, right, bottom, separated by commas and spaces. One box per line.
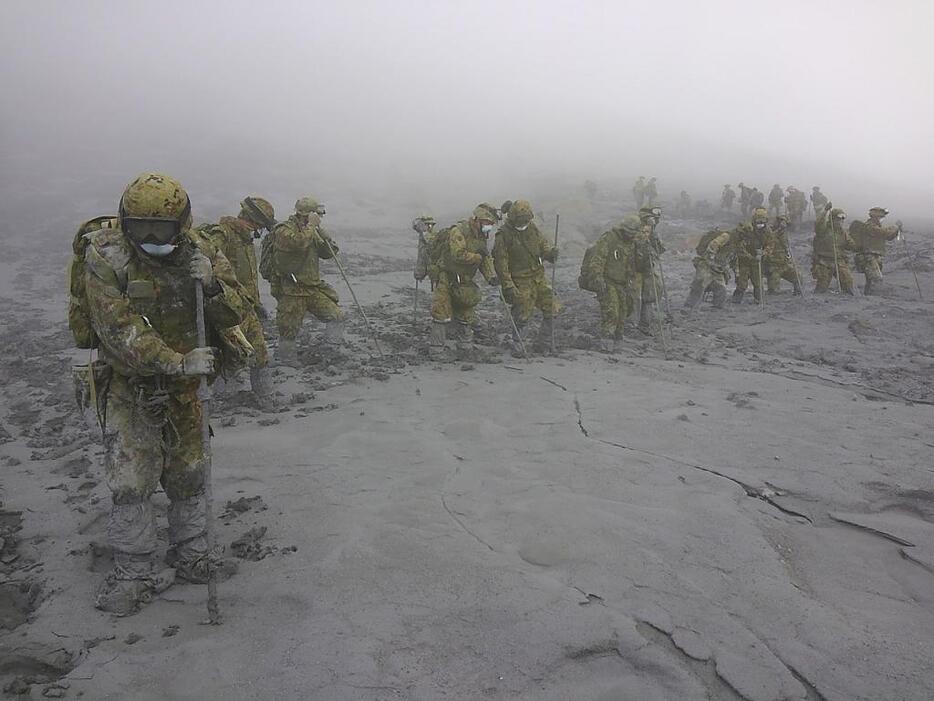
268, 197, 343, 363
720, 185, 735, 211
731, 208, 770, 303
492, 199, 559, 355
630, 205, 665, 334
633, 177, 646, 208
810, 187, 828, 217
812, 204, 855, 293
851, 207, 900, 295
749, 187, 765, 210
203, 197, 276, 397
645, 177, 658, 205
84, 173, 245, 615
763, 215, 802, 295
768, 184, 784, 217
784, 187, 807, 231
583, 214, 649, 351
738, 182, 751, 217
428, 205, 499, 356
684, 228, 734, 312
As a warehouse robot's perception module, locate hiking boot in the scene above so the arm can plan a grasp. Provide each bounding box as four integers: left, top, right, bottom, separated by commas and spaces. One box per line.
95, 568, 175, 616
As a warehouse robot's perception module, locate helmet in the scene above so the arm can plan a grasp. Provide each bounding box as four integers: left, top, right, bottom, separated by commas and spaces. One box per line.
474, 203, 498, 222
869, 207, 888, 217
616, 214, 642, 235
507, 199, 534, 227
295, 196, 324, 215
412, 215, 435, 232
119, 172, 191, 247
812, 186, 821, 191
752, 207, 769, 225
240, 196, 276, 230
831, 208, 846, 221
639, 205, 661, 222
500, 200, 513, 215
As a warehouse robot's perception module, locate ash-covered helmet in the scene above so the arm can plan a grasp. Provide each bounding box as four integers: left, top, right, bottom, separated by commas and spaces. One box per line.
869, 207, 889, 217
473, 203, 498, 222
240, 196, 276, 230
500, 200, 513, 215
616, 214, 643, 236
752, 207, 769, 228
507, 199, 534, 227
119, 172, 192, 249
831, 208, 846, 221
412, 215, 435, 233
295, 197, 325, 216
639, 205, 662, 223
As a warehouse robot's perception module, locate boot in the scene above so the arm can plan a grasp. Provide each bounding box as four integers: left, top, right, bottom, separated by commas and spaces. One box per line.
684, 283, 704, 311
455, 320, 474, 344
597, 337, 614, 353
731, 289, 745, 304
323, 319, 344, 345
638, 302, 658, 335
711, 286, 727, 308
249, 366, 279, 410
533, 317, 554, 353
276, 338, 297, 366
428, 321, 449, 360
167, 494, 237, 584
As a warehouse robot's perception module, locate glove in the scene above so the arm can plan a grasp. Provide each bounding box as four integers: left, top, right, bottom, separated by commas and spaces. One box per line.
414, 271, 426, 282
479, 247, 489, 259
255, 304, 269, 320
545, 247, 559, 263
502, 284, 517, 305
488, 276, 499, 287
179, 347, 217, 376
189, 252, 215, 289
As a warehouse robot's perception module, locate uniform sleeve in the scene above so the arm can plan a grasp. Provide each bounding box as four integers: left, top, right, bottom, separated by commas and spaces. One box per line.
884, 226, 899, 241
449, 227, 482, 266
273, 223, 312, 253
480, 247, 496, 282
84, 247, 184, 376
316, 227, 338, 259
492, 231, 513, 287
588, 235, 610, 278
535, 226, 557, 263
202, 244, 246, 330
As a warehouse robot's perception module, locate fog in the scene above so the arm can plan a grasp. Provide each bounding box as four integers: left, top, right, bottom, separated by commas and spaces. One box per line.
2, 0, 933, 223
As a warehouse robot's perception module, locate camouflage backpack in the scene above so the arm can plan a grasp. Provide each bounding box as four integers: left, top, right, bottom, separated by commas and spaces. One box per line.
426, 224, 454, 271
67, 216, 118, 349
578, 243, 601, 292
695, 228, 724, 257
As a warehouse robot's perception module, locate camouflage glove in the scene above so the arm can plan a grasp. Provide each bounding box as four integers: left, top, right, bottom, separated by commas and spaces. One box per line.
179, 347, 217, 376
189, 252, 218, 294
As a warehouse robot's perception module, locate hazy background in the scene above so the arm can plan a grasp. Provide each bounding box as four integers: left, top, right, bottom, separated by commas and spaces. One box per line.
1, 0, 932, 229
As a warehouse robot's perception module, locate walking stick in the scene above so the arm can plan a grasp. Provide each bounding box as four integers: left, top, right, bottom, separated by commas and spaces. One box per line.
322, 239, 384, 358
550, 213, 559, 354
898, 226, 923, 300
194, 282, 220, 624
413, 279, 419, 330
499, 290, 530, 362
649, 256, 670, 359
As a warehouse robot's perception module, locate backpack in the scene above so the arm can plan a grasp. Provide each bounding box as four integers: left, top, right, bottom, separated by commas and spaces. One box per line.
695, 228, 723, 257
258, 231, 276, 281
427, 225, 454, 268
67, 216, 118, 349
578, 243, 601, 292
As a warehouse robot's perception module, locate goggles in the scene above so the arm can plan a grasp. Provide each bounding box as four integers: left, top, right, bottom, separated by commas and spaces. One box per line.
122, 216, 183, 246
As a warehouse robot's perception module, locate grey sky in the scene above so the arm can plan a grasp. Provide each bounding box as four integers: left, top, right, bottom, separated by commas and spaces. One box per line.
1, 0, 932, 215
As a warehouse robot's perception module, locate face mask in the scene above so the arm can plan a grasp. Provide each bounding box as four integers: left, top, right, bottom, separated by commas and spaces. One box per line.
480, 224, 494, 234
316, 207, 326, 216
755, 223, 766, 230
140, 243, 177, 257
515, 224, 529, 231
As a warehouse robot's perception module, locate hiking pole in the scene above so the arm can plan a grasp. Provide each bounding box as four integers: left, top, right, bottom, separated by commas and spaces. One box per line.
499, 290, 530, 362
322, 239, 384, 358
413, 279, 419, 329
655, 248, 672, 320
550, 213, 559, 354
897, 225, 923, 300
756, 254, 765, 307
828, 211, 843, 294
194, 281, 220, 625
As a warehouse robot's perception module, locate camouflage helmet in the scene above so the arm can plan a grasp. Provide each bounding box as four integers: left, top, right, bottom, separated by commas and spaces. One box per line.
869, 207, 889, 217
507, 199, 534, 227
119, 172, 192, 245
751, 207, 769, 224
500, 200, 513, 215
639, 205, 661, 222
616, 214, 642, 236
240, 196, 276, 230
295, 196, 321, 215
119, 172, 191, 223
474, 203, 498, 222
831, 208, 846, 220
412, 215, 435, 232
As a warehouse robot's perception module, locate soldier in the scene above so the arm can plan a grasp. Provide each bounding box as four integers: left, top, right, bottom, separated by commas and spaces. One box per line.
202, 197, 277, 399
768, 184, 784, 217
677, 190, 692, 218
749, 187, 765, 210
720, 185, 736, 211
83, 173, 244, 615
810, 186, 828, 217
427, 204, 499, 356
632, 205, 666, 334
645, 177, 659, 205
738, 182, 752, 217
268, 197, 344, 363
581, 215, 649, 352
784, 187, 806, 231
812, 203, 855, 294
851, 207, 900, 295
413, 215, 437, 285
633, 177, 646, 208
492, 199, 559, 355
684, 227, 734, 312
731, 207, 770, 304
763, 215, 802, 295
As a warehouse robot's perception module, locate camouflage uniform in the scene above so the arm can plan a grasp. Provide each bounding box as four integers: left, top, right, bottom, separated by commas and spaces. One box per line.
430, 212, 497, 340
412, 215, 437, 284
731, 209, 770, 303
645, 178, 658, 205
738, 183, 751, 217
851, 208, 899, 294
768, 185, 784, 217
810, 187, 828, 216
268, 203, 343, 355
492, 200, 559, 352
750, 188, 765, 210
684, 230, 734, 311
763, 217, 802, 294
720, 185, 735, 211
584, 215, 649, 346
633, 177, 646, 207
85, 173, 245, 614
811, 206, 855, 293
630, 206, 665, 333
